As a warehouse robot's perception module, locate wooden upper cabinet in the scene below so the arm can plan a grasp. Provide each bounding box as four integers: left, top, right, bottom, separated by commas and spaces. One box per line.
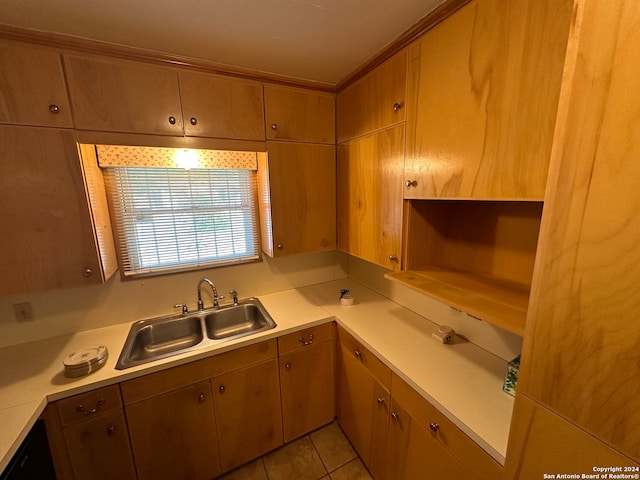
337, 125, 404, 271
64, 54, 184, 135
179, 72, 265, 140
0, 126, 116, 294
258, 142, 336, 257
337, 49, 407, 143
404, 0, 573, 200
0, 41, 73, 127
264, 85, 335, 144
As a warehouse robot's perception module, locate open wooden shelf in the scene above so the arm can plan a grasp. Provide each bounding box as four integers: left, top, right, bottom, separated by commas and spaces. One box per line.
385, 266, 529, 336
397, 199, 544, 337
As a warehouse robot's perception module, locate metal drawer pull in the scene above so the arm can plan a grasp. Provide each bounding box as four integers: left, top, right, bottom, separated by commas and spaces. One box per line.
219, 385, 225, 393
354, 349, 361, 359
49, 104, 60, 114
429, 422, 440, 432
376, 397, 385, 405
285, 363, 292, 371
391, 412, 399, 420
76, 398, 105, 415
298, 334, 314, 346
198, 393, 206, 403
106, 425, 116, 436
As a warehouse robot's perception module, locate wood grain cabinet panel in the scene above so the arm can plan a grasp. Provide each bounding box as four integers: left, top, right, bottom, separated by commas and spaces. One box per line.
337, 327, 391, 480
505, 396, 639, 478
64, 54, 184, 135
0, 41, 73, 127
337, 49, 407, 143
404, 0, 572, 200
518, 0, 640, 462
388, 399, 472, 480
337, 125, 404, 271
179, 71, 265, 140
213, 358, 283, 472
279, 329, 335, 442
46, 386, 136, 480
0, 126, 116, 294
264, 85, 335, 144
258, 142, 336, 257
125, 381, 221, 480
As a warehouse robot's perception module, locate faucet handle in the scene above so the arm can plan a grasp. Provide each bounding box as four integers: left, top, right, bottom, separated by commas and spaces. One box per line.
229, 290, 239, 306
174, 303, 189, 315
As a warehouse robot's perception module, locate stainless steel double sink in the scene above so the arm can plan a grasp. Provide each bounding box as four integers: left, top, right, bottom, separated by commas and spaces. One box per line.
116, 298, 276, 370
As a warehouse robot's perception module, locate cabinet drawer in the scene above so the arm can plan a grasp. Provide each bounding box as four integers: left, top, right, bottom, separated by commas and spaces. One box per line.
278, 322, 334, 354
391, 373, 502, 480
56, 385, 122, 426
121, 339, 278, 404
337, 324, 391, 390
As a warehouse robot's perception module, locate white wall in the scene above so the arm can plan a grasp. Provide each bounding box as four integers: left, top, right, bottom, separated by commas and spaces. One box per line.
0, 251, 348, 348
347, 255, 523, 362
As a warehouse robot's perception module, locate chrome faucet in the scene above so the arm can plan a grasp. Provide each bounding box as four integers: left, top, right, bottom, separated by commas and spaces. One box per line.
197, 278, 220, 310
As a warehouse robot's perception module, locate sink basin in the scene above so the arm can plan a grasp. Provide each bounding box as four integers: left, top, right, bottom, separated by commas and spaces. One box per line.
116, 298, 276, 370
205, 302, 275, 340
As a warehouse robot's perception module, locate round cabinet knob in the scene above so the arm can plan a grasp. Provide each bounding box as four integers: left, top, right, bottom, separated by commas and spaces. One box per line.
285, 363, 291, 371
190, 117, 198, 126
391, 412, 399, 420
354, 349, 361, 359
393, 102, 402, 112
219, 385, 225, 393
405, 180, 417, 188
106, 425, 116, 436
271, 123, 278, 130
49, 104, 60, 114
389, 255, 397, 262
429, 422, 440, 432
376, 397, 385, 405
168, 116, 177, 125
82, 268, 93, 278
277, 243, 283, 250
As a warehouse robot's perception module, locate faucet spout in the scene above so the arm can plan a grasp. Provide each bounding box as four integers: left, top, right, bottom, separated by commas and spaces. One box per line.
197, 278, 219, 310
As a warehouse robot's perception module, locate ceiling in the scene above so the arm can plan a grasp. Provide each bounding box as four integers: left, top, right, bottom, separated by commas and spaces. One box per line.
0, 0, 445, 85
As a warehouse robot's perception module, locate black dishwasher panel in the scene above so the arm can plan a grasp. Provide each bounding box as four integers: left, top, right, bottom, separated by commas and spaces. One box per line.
1, 419, 56, 480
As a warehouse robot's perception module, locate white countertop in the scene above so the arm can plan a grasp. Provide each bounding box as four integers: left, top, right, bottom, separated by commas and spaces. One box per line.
0, 280, 514, 472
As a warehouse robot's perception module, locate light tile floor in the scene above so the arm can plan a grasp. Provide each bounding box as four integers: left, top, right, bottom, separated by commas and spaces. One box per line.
218, 421, 373, 480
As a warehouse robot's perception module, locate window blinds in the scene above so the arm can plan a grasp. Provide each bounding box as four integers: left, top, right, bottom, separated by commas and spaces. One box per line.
103, 167, 260, 277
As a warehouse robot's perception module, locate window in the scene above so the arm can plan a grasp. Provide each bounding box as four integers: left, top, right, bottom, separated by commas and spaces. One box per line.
99, 147, 260, 277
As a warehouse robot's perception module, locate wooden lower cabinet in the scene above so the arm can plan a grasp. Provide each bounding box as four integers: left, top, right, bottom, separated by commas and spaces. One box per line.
389, 399, 470, 479
212, 358, 283, 472
279, 324, 336, 443
44, 386, 136, 480
337, 331, 391, 480
125, 380, 221, 480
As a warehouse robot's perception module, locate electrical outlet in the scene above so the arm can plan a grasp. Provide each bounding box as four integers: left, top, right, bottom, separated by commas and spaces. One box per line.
13, 302, 34, 322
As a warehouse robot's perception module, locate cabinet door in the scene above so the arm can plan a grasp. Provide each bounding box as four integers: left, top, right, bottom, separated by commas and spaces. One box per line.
404, 0, 572, 199
179, 72, 265, 140
280, 340, 335, 442
337, 49, 407, 143
259, 142, 336, 257
62, 410, 136, 480
337, 341, 390, 480
0, 126, 110, 294
125, 381, 221, 480
213, 359, 283, 472
264, 85, 335, 144
337, 125, 404, 270
64, 54, 183, 135
389, 400, 471, 480
0, 41, 73, 127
